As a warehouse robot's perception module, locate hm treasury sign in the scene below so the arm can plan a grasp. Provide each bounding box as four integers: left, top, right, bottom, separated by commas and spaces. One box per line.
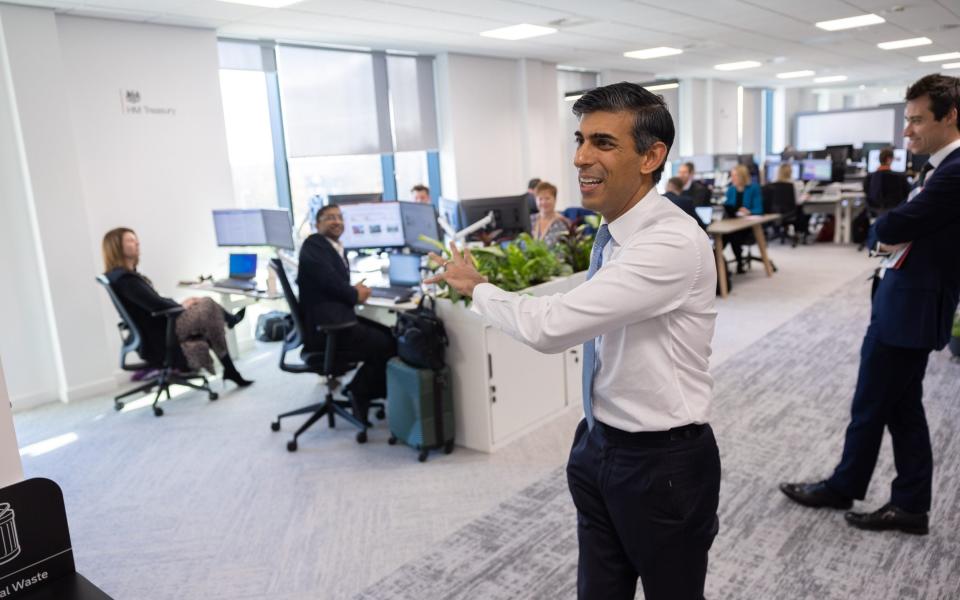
119, 89, 176, 117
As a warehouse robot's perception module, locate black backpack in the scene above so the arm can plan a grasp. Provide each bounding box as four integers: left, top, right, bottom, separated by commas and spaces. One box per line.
394, 296, 448, 370
256, 311, 293, 342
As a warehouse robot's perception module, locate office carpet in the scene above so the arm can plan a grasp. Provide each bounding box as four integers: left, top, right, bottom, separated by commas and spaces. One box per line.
355, 278, 960, 600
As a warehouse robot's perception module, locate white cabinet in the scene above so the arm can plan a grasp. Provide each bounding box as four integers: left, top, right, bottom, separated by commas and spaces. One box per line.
436, 271, 587, 453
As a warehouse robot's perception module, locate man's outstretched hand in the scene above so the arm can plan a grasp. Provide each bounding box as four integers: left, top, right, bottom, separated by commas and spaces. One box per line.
424, 242, 488, 298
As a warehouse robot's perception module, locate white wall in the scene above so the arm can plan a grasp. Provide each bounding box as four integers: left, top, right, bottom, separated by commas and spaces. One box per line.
742, 87, 762, 155
0, 359, 23, 487
517, 59, 563, 202
0, 8, 236, 409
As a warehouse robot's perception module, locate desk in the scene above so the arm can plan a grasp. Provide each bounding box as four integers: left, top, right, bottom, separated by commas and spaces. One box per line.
707, 214, 780, 298
801, 192, 865, 244
178, 282, 283, 358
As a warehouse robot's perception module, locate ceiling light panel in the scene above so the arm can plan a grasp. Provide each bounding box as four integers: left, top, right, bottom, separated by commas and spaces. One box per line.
623, 47, 683, 60
815, 14, 885, 31
813, 75, 848, 83
877, 37, 932, 50
714, 61, 762, 71
776, 70, 815, 79
480, 24, 557, 40
917, 52, 960, 62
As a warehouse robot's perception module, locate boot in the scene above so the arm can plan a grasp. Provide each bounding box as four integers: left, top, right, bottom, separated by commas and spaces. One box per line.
223, 307, 246, 329
218, 353, 253, 387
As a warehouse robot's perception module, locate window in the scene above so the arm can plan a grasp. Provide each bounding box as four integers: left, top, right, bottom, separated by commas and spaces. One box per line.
393, 151, 430, 202
219, 70, 279, 208
287, 154, 384, 236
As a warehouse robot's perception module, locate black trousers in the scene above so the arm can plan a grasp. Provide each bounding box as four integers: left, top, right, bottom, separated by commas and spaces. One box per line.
566, 419, 721, 600
827, 332, 933, 513
331, 317, 397, 406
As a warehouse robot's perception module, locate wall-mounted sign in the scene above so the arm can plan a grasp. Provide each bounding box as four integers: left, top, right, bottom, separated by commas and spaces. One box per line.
119, 89, 176, 117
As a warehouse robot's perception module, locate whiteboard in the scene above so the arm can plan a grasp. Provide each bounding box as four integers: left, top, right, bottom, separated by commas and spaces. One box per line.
795, 108, 896, 150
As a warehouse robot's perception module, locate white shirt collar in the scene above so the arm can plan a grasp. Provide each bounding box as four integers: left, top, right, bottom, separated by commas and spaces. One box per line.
929, 137, 960, 168
324, 235, 345, 257
604, 186, 661, 246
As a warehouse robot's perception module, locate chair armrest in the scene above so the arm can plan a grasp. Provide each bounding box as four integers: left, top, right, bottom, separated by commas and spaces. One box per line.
316, 320, 357, 374
151, 306, 184, 318
315, 320, 356, 333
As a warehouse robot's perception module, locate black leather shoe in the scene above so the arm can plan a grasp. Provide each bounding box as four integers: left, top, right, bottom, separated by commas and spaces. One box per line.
779, 481, 853, 509
845, 503, 929, 535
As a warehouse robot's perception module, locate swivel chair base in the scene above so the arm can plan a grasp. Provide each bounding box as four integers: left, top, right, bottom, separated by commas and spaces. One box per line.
114, 369, 217, 416
271, 390, 386, 451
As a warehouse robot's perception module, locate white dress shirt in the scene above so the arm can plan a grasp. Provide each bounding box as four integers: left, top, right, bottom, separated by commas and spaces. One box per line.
325, 236, 348, 267
472, 188, 718, 432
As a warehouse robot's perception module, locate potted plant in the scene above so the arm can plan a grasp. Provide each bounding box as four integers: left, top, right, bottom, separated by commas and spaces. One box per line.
950, 311, 960, 359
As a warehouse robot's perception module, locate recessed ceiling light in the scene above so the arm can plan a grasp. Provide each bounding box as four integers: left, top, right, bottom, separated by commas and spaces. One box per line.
480, 24, 557, 40
623, 47, 683, 60
918, 52, 960, 62
815, 14, 885, 31
814, 75, 848, 83
776, 70, 815, 79
714, 60, 762, 71
877, 37, 932, 50
644, 82, 680, 91
944, 62, 960, 70
215, 0, 303, 7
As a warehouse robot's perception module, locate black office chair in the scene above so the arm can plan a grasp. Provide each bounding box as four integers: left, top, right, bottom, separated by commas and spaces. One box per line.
96, 275, 217, 416
267, 259, 385, 450
763, 182, 807, 246
721, 204, 778, 275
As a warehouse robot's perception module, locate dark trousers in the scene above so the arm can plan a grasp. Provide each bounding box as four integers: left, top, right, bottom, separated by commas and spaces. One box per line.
324, 317, 396, 414
566, 420, 721, 600
827, 332, 933, 513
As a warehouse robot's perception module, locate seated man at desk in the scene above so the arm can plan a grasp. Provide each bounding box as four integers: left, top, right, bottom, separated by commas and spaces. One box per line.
297, 204, 397, 422
724, 164, 764, 273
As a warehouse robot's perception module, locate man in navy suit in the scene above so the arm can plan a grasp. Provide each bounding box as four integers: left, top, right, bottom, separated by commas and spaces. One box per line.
297, 204, 396, 422
781, 74, 960, 535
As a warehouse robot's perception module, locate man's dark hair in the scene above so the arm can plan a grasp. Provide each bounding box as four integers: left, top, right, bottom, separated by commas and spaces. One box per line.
905, 74, 960, 131
879, 147, 894, 164
316, 203, 340, 222
527, 177, 541, 190
667, 177, 684, 191
572, 82, 676, 183
411, 184, 430, 194
682, 161, 696, 173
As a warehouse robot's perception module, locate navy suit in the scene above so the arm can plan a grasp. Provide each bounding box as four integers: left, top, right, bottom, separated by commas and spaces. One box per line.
827, 146, 960, 513
297, 234, 396, 407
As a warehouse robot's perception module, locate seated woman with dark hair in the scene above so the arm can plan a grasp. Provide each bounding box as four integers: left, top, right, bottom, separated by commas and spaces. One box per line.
102, 227, 252, 387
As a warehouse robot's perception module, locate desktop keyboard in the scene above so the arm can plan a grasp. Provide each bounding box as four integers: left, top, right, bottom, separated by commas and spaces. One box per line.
369, 286, 415, 301
213, 278, 257, 291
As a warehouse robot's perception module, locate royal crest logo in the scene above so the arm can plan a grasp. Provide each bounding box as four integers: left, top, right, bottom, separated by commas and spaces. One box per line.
125, 90, 141, 104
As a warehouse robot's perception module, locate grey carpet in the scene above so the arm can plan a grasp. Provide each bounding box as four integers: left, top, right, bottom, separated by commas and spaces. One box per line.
355, 276, 960, 600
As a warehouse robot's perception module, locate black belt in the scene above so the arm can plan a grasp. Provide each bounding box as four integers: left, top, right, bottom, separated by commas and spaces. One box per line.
596, 422, 707, 446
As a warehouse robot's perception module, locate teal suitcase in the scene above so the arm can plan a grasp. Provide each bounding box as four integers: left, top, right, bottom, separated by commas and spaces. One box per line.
386, 358, 455, 462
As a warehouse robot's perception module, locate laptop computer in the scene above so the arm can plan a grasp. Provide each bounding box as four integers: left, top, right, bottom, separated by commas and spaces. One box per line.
215, 253, 257, 290
695, 206, 714, 227
370, 254, 421, 301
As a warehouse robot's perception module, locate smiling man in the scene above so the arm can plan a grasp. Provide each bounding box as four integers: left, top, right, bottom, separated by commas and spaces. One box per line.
781, 74, 960, 535
426, 83, 719, 600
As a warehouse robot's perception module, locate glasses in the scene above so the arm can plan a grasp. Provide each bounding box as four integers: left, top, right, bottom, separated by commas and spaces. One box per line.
319, 214, 343, 222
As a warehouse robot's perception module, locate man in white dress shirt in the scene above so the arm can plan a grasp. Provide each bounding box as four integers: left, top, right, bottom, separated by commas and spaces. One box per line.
426, 82, 719, 600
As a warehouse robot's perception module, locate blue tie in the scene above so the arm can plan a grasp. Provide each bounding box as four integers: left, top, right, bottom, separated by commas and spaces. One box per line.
581, 224, 611, 429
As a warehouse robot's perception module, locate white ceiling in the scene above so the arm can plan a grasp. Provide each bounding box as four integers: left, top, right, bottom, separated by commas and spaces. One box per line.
7, 0, 960, 88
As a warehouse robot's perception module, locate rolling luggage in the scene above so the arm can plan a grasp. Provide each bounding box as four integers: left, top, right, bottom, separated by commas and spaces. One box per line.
386, 358, 454, 462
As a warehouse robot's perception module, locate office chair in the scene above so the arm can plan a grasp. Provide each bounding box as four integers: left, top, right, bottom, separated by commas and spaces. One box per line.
267, 259, 385, 451
96, 275, 217, 417
763, 182, 806, 246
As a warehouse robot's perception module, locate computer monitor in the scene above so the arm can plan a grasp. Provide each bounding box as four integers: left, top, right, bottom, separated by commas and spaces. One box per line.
867, 149, 907, 173
399, 202, 441, 254
825, 144, 854, 163
438, 197, 462, 232
737, 154, 756, 166
328, 193, 383, 205
338, 202, 405, 250
387, 254, 422, 288
459, 195, 530, 236
694, 206, 713, 227
684, 155, 714, 174
808, 150, 829, 159
261, 209, 294, 250
229, 253, 257, 279
801, 159, 833, 181
213, 209, 294, 249
715, 154, 739, 172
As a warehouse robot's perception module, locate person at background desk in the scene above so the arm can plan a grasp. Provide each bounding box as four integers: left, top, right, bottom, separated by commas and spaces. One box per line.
529, 181, 570, 246
410, 184, 431, 204
297, 204, 397, 423
724, 164, 763, 273
677, 161, 711, 207
102, 228, 252, 387
524, 177, 541, 214
863, 148, 911, 215
663, 176, 702, 227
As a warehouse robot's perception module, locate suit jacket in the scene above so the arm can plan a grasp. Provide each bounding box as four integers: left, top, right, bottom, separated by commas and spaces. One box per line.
663, 191, 704, 229
682, 180, 712, 207
297, 234, 358, 343
724, 183, 763, 215
871, 146, 960, 350
105, 268, 182, 367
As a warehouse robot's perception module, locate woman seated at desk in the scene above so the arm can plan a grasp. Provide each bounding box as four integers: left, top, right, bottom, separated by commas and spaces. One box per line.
102, 227, 252, 387
529, 181, 569, 246
724, 164, 763, 273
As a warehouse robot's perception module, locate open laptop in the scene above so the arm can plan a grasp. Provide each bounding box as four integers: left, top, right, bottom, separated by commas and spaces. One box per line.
214, 253, 257, 290
369, 254, 420, 301
695, 206, 714, 227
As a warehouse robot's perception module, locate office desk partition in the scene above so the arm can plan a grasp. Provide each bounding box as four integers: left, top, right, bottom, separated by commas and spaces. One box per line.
707, 214, 781, 298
